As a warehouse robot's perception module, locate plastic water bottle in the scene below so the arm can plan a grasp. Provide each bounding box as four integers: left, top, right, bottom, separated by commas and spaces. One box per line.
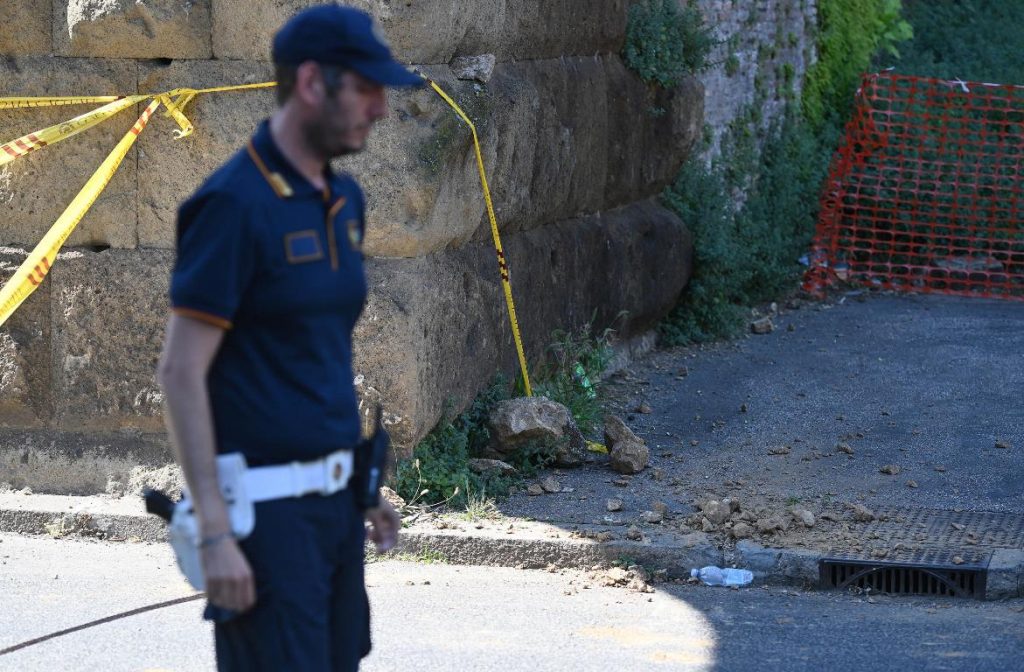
691, 566, 754, 587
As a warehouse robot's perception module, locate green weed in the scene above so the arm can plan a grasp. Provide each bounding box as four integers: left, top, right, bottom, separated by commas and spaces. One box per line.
623, 0, 716, 88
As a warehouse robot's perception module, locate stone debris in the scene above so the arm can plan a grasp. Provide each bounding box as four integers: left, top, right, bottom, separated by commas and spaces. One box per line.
380, 486, 406, 510
952, 555, 965, 565
640, 510, 663, 524
652, 500, 668, 514
849, 504, 877, 522
488, 397, 587, 466
625, 525, 644, 541
879, 464, 901, 475
836, 443, 855, 455
540, 476, 562, 493
701, 517, 716, 532
906, 480, 918, 489
950, 522, 965, 531
699, 499, 731, 525
606, 498, 623, 512
596, 531, 614, 543
467, 458, 517, 476
604, 415, 649, 474
730, 522, 754, 539
449, 54, 497, 83
590, 565, 653, 593
751, 317, 774, 334
995, 439, 1011, 450
934, 465, 947, 472
527, 483, 545, 496
636, 402, 653, 414
790, 507, 816, 528
768, 445, 791, 456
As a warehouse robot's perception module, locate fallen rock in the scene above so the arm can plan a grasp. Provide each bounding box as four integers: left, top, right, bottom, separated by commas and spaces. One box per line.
640, 510, 664, 524
701, 517, 716, 532
489, 397, 587, 467
636, 402, 653, 414
791, 507, 816, 528
651, 500, 668, 514
595, 531, 614, 543
699, 499, 731, 525
527, 484, 545, 496
850, 504, 876, 522
467, 459, 517, 476
606, 498, 623, 512
730, 522, 754, 539
610, 443, 649, 475
906, 480, 918, 489
880, 464, 902, 475
995, 439, 1011, 450
751, 317, 774, 334
837, 443, 855, 455
449, 54, 496, 83
381, 486, 406, 510
768, 445, 792, 456
625, 525, 644, 541
756, 518, 782, 534
540, 476, 562, 493
723, 497, 742, 513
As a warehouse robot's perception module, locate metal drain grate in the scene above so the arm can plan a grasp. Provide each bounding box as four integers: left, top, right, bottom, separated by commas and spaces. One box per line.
820, 558, 988, 599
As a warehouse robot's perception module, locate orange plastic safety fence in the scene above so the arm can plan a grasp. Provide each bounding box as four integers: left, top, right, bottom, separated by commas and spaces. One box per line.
804, 72, 1024, 300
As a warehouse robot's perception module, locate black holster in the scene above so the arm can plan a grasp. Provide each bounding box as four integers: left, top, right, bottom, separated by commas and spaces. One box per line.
352, 406, 391, 511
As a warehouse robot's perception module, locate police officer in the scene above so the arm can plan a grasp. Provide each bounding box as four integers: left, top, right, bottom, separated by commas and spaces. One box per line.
156, 5, 422, 670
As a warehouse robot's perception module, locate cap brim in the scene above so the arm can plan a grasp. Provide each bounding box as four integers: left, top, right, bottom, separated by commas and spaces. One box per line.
351, 60, 425, 88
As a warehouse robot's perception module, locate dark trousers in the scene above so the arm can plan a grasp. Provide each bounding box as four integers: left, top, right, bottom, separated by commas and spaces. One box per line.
207, 489, 371, 671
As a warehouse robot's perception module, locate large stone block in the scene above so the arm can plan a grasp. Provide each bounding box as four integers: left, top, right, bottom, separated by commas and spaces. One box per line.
351, 56, 703, 258
0, 57, 139, 249
0, 428, 173, 495
0, 0, 53, 55
354, 199, 691, 451
136, 60, 276, 248
53, 0, 213, 59
0, 249, 53, 427
49, 248, 172, 432
212, 0, 629, 64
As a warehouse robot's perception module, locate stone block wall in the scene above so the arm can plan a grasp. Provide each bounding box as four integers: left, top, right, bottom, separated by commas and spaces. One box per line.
0, 0, 814, 494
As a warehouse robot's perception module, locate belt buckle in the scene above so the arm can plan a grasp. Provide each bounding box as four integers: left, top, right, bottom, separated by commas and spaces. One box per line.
324, 450, 348, 494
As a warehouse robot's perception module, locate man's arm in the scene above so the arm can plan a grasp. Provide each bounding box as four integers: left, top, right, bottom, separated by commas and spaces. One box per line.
157, 313, 255, 611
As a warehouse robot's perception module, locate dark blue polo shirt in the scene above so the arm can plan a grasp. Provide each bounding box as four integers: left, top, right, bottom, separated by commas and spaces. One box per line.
171, 120, 368, 465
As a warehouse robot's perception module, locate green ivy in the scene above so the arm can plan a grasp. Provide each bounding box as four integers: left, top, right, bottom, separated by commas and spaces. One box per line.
802, 0, 912, 128
622, 0, 715, 88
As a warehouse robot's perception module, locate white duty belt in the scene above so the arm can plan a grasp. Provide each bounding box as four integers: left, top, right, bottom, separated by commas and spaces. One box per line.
169, 449, 355, 592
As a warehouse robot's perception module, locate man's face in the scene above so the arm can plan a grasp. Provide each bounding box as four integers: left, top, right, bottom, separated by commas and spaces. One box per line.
303, 69, 387, 160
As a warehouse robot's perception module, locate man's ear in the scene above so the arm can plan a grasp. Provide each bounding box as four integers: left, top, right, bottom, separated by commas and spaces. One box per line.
293, 61, 326, 107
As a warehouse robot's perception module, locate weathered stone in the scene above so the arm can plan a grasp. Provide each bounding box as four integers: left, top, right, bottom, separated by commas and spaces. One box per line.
604, 415, 639, 450
751, 317, 774, 334
450, 55, 496, 83
380, 486, 406, 509
700, 499, 731, 526
526, 483, 544, 496
0, 427, 172, 495
0, 1, 52, 55
467, 458, 516, 476
640, 510, 663, 524
348, 57, 701, 259
488, 396, 576, 452
212, 0, 630, 63
54, 0, 212, 59
849, 504, 876, 522
790, 507, 816, 528
756, 518, 782, 534
606, 498, 623, 512
880, 464, 902, 475
0, 57, 139, 249
730, 522, 754, 540
136, 59, 276, 248
540, 476, 561, 493
0, 249, 53, 427
354, 201, 692, 452
608, 438, 649, 475
50, 249, 172, 431
624, 525, 643, 541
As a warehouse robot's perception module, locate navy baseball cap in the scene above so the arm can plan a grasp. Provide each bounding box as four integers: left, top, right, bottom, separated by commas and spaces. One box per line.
272, 4, 423, 87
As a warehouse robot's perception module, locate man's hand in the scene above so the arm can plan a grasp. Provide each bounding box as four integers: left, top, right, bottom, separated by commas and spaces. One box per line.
202, 537, 256, 612
365, 499, 400, 552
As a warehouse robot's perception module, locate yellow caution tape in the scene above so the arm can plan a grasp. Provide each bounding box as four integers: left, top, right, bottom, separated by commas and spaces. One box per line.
0, 82, 276, 328
0, 99, 161, 324
424, 77, 533, 397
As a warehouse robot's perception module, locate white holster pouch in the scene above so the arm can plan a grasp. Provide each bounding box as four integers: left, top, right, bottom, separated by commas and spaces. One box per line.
169, 450, 354, 591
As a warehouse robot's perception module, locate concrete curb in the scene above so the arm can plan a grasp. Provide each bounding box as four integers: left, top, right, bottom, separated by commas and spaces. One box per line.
1, 494, 1020, 599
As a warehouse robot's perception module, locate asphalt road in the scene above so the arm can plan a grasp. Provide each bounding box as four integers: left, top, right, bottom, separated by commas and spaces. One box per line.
2, 533, 1022, 671
503, 294, 1024, 528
